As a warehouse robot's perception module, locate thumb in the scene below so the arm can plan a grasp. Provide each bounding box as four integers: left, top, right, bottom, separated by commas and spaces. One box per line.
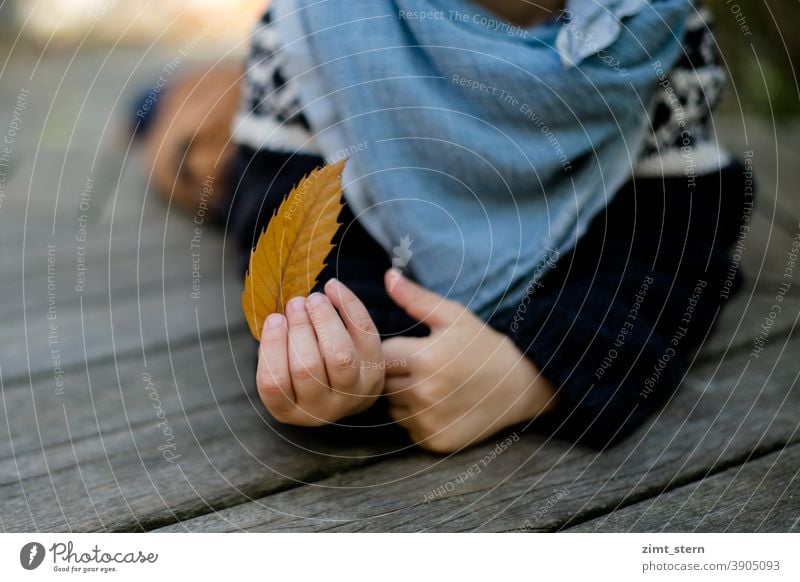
380, 336, 419, 377
384, 268, 463, 328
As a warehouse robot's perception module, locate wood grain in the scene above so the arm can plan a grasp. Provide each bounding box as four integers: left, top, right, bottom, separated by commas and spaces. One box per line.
0, 332, 406, 532
158, 333, 800, 532
568, 444, 800, 532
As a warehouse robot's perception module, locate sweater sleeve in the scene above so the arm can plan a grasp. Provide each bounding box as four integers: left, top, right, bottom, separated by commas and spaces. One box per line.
491, 162, 751, 448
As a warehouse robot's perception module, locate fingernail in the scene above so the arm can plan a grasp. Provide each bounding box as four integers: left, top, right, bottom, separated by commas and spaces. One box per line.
266, 313, 284, 328
387, 268, 402, 288
307, 292, 325, 307
288, 297, 306, 312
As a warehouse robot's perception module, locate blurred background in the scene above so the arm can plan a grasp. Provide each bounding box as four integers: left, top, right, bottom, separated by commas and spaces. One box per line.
1, 0, 262, 51
705, 0, 799, 118
1, 0, 797, 116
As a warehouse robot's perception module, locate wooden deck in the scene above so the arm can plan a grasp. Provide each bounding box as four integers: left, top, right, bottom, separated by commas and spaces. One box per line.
1, 47, 798, 533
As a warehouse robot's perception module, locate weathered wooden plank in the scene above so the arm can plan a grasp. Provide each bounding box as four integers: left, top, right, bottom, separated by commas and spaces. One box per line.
0, 220, 198, 317
0, 219, 243, 382
0, 118, 242, 381
568, 444, 800, 532
0, 270, 241, 382
159, 332, 800, 532
739, 212, 800, 295
700, 293, 799, 361
0, 332, 404, 532
0, 328, 249, 460
716, 115, 800, 237
0, 47, 224, 223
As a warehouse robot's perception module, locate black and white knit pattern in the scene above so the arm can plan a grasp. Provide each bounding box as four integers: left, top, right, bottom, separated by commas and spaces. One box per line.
635, 5, 729, 176
233, 11, 319, 154
235, 4, 728, 176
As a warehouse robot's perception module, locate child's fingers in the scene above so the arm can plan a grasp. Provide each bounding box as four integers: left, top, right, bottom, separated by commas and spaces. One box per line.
324, 278, 381, 361
305, 292, 360, 390
384, 268, 463, 329
384, 375, 414, 396
386, 400, 412, 422
381, 336, 420, 377
387, 402, 420, 440
285, 296, 331, 408
256, 313, 295, 417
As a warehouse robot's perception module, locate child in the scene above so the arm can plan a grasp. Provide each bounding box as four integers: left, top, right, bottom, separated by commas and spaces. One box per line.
148, 0, 749, 453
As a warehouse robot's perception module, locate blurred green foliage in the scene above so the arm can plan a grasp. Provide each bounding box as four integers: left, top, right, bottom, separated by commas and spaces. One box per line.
708, 0, 799, 118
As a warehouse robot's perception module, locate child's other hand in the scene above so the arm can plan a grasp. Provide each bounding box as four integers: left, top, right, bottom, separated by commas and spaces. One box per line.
256, 279, 384, 426
382, 269, 557, 453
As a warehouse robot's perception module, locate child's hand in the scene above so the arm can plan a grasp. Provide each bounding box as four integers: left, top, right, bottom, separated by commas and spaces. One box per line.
256, 278, 384, 426
382, 269, 557, 453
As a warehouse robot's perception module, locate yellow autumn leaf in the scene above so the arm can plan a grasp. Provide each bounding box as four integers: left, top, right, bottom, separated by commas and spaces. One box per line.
241, 159, 345, 339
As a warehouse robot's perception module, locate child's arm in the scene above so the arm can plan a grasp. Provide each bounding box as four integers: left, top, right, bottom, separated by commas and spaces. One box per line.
256, 278, 385, 426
